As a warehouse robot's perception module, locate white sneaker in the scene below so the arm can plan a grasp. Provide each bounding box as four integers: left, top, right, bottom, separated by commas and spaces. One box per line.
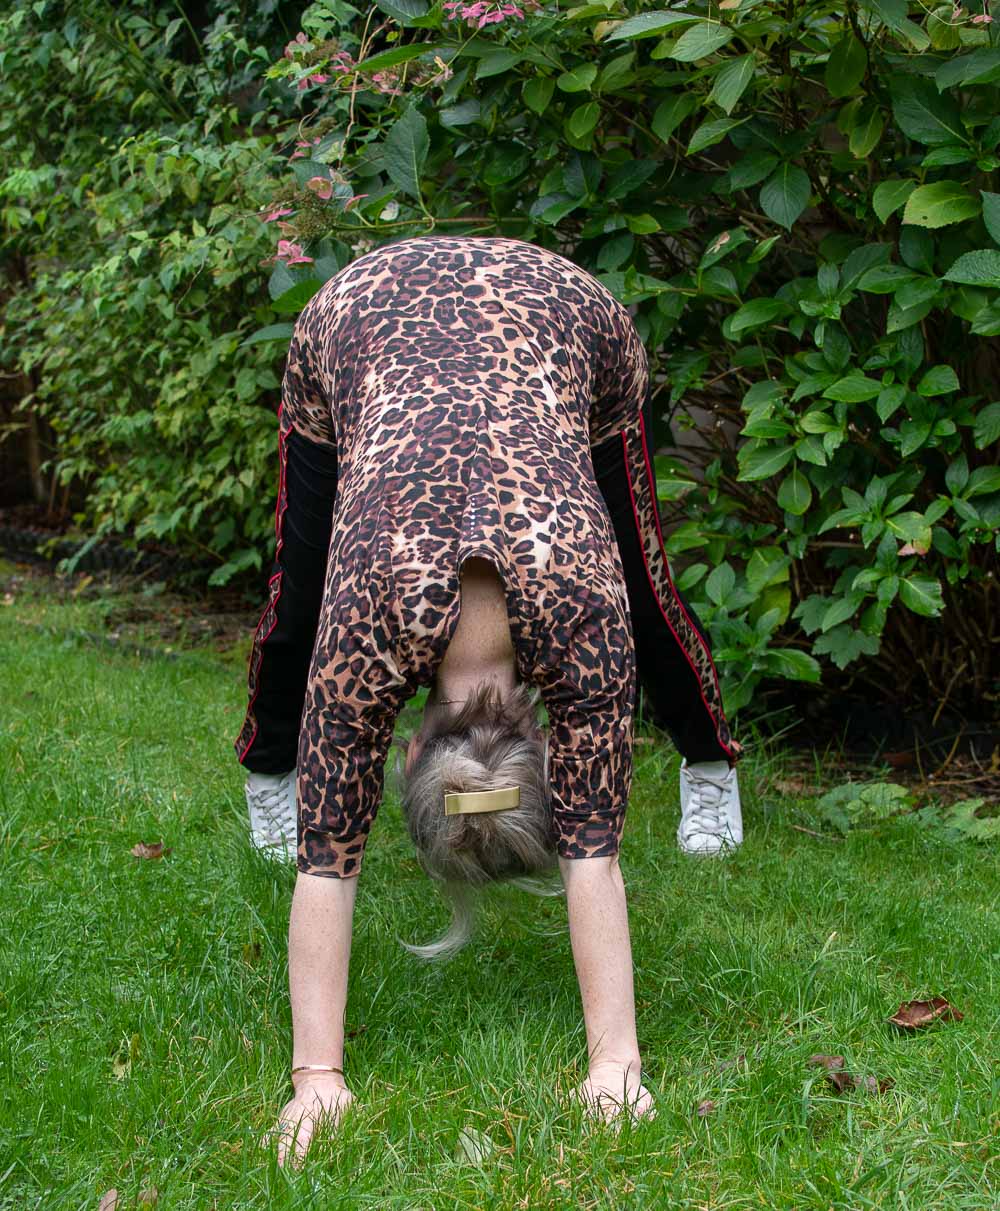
245, 769, 297, 862
678, 760, 743, 856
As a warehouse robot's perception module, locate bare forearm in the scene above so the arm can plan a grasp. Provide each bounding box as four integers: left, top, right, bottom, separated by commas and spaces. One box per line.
288, 872, 358, 1073
559, 855, 642, 1070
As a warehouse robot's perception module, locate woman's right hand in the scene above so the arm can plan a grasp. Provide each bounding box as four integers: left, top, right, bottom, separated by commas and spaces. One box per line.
271, 1074, 355, 1167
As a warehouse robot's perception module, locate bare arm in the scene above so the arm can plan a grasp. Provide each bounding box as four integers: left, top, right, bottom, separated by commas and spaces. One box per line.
274, 871, 358, 1165
559, 854, 653, 1119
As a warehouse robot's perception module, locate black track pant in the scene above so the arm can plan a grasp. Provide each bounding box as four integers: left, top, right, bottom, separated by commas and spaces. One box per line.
239, 395, 734, 773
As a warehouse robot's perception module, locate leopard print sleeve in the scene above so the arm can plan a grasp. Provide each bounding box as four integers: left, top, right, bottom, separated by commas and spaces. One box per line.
588, 294, 649, 449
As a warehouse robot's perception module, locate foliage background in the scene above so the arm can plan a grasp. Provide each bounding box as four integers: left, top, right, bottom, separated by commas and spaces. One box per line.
2, 0, 999, 720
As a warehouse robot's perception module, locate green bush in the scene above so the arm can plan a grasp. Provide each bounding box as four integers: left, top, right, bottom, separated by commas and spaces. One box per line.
3, 1, 998, 716
251, 0, 1000, 715
0, 1, 298, 583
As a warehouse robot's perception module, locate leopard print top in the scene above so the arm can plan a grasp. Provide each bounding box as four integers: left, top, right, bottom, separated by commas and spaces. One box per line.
249, 235, 733, 877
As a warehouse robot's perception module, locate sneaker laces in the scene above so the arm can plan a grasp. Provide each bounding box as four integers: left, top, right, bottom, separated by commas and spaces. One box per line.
254, 773, 296, 839
683, 769, 730, 837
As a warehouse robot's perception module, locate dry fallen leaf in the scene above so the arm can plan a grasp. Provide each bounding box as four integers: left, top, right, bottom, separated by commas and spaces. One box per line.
888, 998, 963, 1030
98, 1190, 118, 1211
807, 1054, 893, 1095
130, 841, 171, 860
138, 1187, 159, 1205
696, 1099, 716, 1117
455, 1126, 494, 1164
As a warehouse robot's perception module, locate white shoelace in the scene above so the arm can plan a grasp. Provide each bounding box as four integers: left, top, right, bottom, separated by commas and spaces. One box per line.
254, 774, 296, 840
683, 770, 731, 837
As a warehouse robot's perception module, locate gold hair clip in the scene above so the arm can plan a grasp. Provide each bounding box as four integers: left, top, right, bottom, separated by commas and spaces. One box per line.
444, 786, 520, 816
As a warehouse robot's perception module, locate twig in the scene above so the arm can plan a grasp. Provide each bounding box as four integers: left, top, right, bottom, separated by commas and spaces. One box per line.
791, 824, 843, 841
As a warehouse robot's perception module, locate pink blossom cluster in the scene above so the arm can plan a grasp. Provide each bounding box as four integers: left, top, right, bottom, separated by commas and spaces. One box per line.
371, 69, 405, 96
442, 0, 526, 26
271, 239, 313, 266
283, 33, 355, 90
952, 4, 993, 21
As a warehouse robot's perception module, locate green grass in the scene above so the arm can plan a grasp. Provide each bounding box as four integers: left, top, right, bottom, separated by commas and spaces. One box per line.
1, 574, 997, 1210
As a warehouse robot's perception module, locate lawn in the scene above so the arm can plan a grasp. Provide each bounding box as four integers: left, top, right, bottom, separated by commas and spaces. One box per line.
0, 566, 997, 1210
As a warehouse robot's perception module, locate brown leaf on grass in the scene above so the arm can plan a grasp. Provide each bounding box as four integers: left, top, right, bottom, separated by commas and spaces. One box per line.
807, 1054, 846, 1072
98, 1191, 119, 1211
888, 998, 963, 1030
696, 1099, 716, 1117
138, 1188, 159, 1205
807, 1054, 893, 1095
346, 1023, 368, 1039
130, 841, 171, 860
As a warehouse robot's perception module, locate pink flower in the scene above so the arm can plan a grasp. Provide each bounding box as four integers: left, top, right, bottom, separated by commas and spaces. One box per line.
344, 194, 369, 211
289, 136, 322, 161
262, 206, 293, 223
306, 176, 333, 200
276, 239, 313, 265
444, 0, 529, 25
284, 31, 309, 59
972, 11, 993, 21
296, 72, 329, 91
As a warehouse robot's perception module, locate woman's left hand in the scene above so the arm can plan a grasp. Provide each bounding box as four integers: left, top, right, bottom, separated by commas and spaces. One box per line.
575, 1060, 655, 1124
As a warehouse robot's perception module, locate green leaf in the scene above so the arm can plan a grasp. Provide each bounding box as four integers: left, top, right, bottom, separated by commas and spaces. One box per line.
651, 93, 699, 142
942, 248, 1000, 288
271, 280, 320, 315
356, 42, 442, 71
982, 191, 1000, 247
440, 99, 481, 129
557, 63, 598, 92
872, 178, 916, 223
973, 402, 1000, 450
898, 574, 944, 616
737, 442, 795, 481
239, 323, 295, 349
708, 54, 755, 115
373, 0, 428, 22
968, 466, 1000, 497
476, 50, 522, 79
849, 104, 884, 158
823, 372, 881, 402
606, 11, 701, 40
902, 182, 980, 229
687, 117, 744, 154
916, 364, 960, 397
746, 547, 791, 592
729, 152, 779, 190
522, 76, 555, 115
856, 264, 917, 294
729, 298, 790, 334
890, 75, 965, 146
825, 34, 867, 97
705, 561, 736, 604
813, 625, 880, 670
934, 47, 1000, 90
383, 106, 429, 200
759, 164, 811, 230
764, 648, 822, 683
669, 21, 734, 61
566, 101, 601, 139
777, 468, 812, 515
877, 384, 907, 422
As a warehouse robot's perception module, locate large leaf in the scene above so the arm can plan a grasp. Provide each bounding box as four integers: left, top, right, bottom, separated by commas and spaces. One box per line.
898, 574, 944, 616
890, 76, 965, 146
373, 0, 428, 22
738, 441, 795, 481
239, 322, 294, 349
687, 117, 744, 154
729, 297, 790, 334
708, 54, 755, 114
777, 468, 813, 515
942, 249, 1000, 288
982, 191, 1000, 247
760, 164, 811, 230
651, 93, 698, 142
872, 178, 916, 223
383, 106, 429, 200
934, 47, 1000, 90
606, 11, 701, 40
669, 21, 734, 62
902, 182, 979, 229
825, 34, 867, 97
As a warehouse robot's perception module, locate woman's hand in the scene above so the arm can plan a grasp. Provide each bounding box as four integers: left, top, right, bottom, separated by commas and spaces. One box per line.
271, 1073, 355, 1167
575, 1059, 655, 1124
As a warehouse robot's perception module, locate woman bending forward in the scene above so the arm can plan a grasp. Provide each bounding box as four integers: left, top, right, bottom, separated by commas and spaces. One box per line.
234, 235, 741, 1163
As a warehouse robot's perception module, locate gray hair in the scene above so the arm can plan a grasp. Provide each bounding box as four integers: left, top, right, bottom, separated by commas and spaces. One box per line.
396, 681, 560, 960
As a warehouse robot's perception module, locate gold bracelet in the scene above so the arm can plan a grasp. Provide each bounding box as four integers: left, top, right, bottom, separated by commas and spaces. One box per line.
291, 1063, 345, 1077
